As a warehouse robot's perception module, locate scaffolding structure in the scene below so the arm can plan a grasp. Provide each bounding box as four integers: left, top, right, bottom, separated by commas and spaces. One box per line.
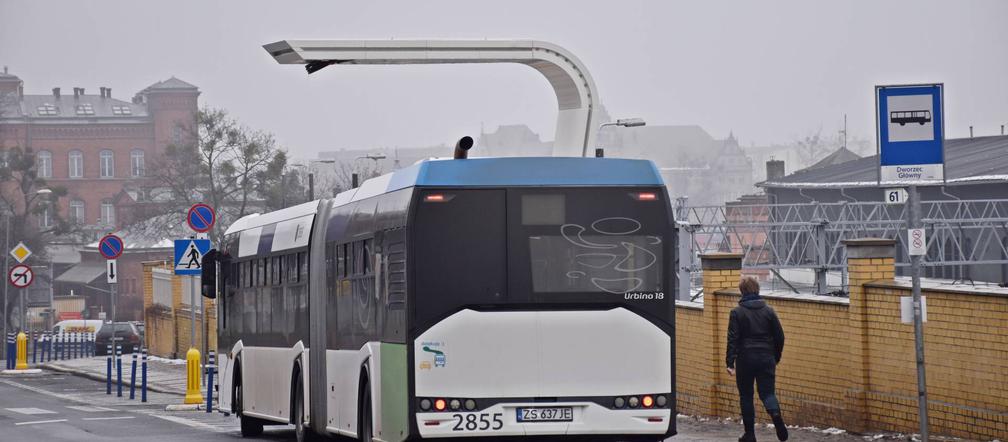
677, 198, 1008, 295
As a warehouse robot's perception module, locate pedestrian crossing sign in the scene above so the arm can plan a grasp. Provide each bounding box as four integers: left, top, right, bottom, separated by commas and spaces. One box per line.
174, 239, 211, 275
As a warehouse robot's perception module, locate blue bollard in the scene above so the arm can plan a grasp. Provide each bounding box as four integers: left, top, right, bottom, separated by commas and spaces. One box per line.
106, 344, 112, 395
116, 344, 123, 397
129, 347, 137, 400
141, 348, 148, 403
7, 333, 14, 370
206, 350, 215, 413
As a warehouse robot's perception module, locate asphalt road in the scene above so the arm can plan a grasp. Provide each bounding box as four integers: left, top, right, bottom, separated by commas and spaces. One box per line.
0, 371, 295, 442
0, 369, 894, 442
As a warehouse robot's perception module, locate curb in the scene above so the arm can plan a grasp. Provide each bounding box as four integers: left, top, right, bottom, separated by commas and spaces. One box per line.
38, 363, 184, 396
165, 403, 217, 412
1, 368, 44, 375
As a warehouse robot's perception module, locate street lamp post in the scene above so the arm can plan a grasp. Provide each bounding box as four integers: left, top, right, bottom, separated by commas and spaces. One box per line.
595, 118, 646, 157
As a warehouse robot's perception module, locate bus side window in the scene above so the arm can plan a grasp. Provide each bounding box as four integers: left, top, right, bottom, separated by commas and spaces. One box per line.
298, 251, 308, 282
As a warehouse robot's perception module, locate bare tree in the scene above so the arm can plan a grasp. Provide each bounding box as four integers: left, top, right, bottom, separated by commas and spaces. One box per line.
314, 160, 383, 198
138, 107, 299, 244
795, 128, 829, 168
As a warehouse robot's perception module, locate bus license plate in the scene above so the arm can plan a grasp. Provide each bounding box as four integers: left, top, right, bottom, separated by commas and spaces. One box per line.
516, 407, 573, 422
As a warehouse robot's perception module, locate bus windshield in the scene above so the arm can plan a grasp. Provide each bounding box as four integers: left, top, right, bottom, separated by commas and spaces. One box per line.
412, 187, 671, 328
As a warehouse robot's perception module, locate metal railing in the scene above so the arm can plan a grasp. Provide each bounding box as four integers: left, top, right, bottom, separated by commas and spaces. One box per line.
677, 198, 1008, 295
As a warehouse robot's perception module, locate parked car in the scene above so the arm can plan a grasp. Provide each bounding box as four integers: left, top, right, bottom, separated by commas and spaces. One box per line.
94, 322, 142, 355
52, 319, 105, 335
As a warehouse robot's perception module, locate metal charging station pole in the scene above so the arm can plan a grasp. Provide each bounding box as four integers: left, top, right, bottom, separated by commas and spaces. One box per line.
907, 185, 929, 440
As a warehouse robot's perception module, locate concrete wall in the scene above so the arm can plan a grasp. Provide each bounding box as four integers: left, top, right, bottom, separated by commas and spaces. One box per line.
142, 261, 216, 359
678, 242, 1007, 440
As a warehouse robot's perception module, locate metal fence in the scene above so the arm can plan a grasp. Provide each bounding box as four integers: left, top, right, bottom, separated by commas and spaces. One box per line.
677, 198, 1008, 295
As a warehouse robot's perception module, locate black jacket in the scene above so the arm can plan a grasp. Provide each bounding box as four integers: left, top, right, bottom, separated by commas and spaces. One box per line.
725, 296, 785, 369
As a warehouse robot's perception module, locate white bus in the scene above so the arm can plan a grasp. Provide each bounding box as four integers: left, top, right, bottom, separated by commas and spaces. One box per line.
202, 152, 677, 441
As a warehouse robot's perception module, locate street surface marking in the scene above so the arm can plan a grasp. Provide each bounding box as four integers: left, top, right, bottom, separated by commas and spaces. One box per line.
67, 405, 118, 412
138, 410, 234, 433
2, 379, 91, 404
6, 407, 57, 415
82, 416, 136, 421
15, 419, 67, 426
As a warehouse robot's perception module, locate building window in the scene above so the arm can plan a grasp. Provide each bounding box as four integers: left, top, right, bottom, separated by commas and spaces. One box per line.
75, 103, 94, 115
111, 105, 131, 116
130, 149, 145, 177
36, 104, 59, 116
37, 151, 52, 178
171, 126, 183, 146
70, 199, 85, 224
100, 150, 114, 178
100, 200, 115, 226
69, 150, 84, 178
38, 206, 52, 228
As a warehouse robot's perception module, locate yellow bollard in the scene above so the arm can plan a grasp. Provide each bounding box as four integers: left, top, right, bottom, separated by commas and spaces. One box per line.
15, 332, 28, 370
184, 347, 205, 404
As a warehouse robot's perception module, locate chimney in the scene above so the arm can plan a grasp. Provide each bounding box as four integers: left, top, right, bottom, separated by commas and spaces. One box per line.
99, 87, 105, 98
52, 87, 60, 98
3, 66, 6, 74
18, 86, 23, 99
766, 158, 786, 181
1002, 125, 1004, 136
73, 87, 79, 98
105, 87, 111, 98
969, 126, 974, 138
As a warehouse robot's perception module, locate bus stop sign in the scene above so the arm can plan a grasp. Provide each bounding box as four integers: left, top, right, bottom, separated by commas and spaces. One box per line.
876, 84, 944, 183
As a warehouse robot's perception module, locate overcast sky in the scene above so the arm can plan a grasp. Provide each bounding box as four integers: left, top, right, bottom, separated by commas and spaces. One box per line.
2, 1, 1006, 158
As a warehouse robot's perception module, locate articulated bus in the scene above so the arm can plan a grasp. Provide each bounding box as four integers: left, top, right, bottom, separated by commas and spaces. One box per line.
202, 154, 677, 441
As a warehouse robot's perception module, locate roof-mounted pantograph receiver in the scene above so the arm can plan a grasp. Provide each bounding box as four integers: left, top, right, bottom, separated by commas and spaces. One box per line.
263, 39, 601, 157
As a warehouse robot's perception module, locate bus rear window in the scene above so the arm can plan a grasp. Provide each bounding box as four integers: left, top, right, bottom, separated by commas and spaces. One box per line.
529, 233, 662, 294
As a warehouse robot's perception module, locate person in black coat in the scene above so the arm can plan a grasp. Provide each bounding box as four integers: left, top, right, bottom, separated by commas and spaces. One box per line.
726, 277, 788, 442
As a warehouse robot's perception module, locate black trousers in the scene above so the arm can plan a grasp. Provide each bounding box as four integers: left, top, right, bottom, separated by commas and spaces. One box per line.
735, 351, 781, 433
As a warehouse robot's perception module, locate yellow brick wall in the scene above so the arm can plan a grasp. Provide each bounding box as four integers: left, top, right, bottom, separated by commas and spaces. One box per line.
675, 304, 709, 416
141, 262, 217, 360
681, 247, 1008, 441
862, 283, 1008, 439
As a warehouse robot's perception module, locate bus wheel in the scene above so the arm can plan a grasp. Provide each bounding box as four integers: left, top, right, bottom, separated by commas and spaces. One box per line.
358, 378, 372, 442
235, 368, 263, 437
293, 370, 317, 442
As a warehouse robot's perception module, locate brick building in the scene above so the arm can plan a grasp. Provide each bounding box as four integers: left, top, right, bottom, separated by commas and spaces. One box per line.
0, 67, 199, 323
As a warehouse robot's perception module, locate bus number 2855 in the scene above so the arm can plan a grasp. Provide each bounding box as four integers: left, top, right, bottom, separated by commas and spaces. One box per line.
452, 412, 504, 431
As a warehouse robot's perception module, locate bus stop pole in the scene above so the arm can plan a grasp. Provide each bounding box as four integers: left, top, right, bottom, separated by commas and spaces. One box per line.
908, 185, 929, 440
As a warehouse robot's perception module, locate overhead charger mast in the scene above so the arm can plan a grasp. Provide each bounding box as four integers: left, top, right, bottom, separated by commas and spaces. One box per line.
263, 39, 602, 157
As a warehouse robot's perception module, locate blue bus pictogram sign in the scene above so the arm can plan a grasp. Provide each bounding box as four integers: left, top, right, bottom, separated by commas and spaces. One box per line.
98, 234, 124, 260
876, 84, 945, 183
187, 203, 216, 233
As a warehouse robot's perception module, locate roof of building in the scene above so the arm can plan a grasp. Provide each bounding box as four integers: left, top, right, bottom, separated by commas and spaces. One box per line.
144, 76, 198, 91
760, 135, 1008, 188
807, 146, 861, 170
6, 94, 149, 120
55, 261, 105, 284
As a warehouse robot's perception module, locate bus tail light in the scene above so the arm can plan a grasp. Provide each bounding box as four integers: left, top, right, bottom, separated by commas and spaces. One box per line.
642, 395, 654, 408
648, 417, 664, 423
424, 194, 455, 203
419, 399, 432, 411
449, 399, 461, 410
434, 398, 447, 411
628, 396, 640, 408
656, 395, 667, 407
613, 397, 625, 409
464, 399, 477, 411
632, 192, 658, 201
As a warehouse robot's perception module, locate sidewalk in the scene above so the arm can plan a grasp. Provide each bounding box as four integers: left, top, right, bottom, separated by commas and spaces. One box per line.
39, 355, 189, 395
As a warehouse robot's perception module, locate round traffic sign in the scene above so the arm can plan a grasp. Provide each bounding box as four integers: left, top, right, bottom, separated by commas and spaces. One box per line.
8, 264, 33, 288
187, 203, 216, 233
98, 234, 124, 260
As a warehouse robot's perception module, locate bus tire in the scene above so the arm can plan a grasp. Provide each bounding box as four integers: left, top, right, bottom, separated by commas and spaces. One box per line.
358, 375, 372, 442
293, 367, 319, 442
234, 364, 264, 437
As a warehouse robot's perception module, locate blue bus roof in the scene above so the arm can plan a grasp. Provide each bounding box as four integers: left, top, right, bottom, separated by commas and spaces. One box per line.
402, 157, 662, 187
337, 157, 664, 206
